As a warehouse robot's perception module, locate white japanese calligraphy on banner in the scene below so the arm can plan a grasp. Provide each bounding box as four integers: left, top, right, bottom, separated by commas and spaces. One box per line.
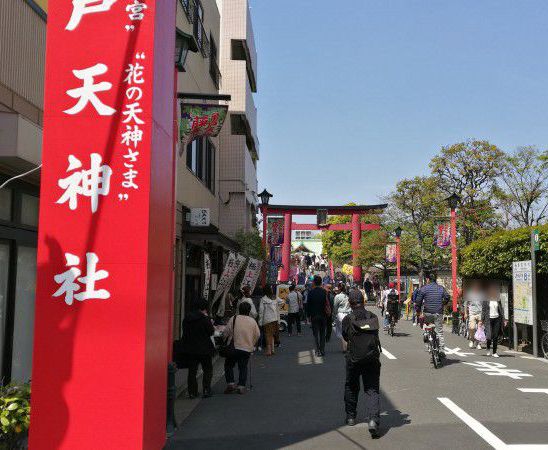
213, 253, 246, 302
203, 253, 212, 301
240, 258, 262, 293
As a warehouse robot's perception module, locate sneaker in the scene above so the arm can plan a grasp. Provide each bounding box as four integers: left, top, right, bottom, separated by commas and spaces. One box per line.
346, 416, 356, 426
486, 350, 492, 356
469, 341, 474, 348
477, 344, 482, 350
412, 322, 417, 327
237, 386, 246, 395
368, 420, 379, 438
493, 353, 499, 358
224, 385, 236, 394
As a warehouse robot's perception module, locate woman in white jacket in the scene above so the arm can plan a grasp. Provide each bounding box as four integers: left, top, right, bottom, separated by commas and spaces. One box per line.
258, 285, 279, 356
333, 283, 351, 352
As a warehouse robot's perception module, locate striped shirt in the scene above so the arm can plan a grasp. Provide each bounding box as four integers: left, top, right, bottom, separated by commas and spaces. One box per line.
416, 282, 450, 314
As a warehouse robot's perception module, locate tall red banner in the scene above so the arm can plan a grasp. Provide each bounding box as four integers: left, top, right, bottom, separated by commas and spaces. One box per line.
30, 2, 176, 449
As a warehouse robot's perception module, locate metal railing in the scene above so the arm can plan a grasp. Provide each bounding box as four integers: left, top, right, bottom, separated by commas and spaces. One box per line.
194, 16, 210, 57
180, 0, 195, 23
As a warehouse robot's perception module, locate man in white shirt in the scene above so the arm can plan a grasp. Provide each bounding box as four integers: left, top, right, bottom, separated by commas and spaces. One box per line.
238, 286, 257, 319
287, 284, 302, 336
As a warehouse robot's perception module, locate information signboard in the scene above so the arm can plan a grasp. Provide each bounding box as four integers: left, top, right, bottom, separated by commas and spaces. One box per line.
512, 260, 533, 325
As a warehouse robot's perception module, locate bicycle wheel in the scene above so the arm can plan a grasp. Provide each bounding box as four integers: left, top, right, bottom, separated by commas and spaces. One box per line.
542, 333, 548, 359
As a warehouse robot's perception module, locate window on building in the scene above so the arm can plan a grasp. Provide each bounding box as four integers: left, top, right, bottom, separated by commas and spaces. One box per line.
0, 189, 12, 221
186, 137, 216, 194
20, 194, 39, 227
296, 230, 313, 240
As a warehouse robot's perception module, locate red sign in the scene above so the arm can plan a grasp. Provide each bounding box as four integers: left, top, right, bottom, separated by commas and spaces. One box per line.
30, 2, 175, 449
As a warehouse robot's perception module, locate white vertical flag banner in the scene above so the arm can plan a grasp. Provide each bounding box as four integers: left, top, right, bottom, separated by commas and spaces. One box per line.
240, 258, 262, 293
213, 253, 247, 302
203, 252, 211, 301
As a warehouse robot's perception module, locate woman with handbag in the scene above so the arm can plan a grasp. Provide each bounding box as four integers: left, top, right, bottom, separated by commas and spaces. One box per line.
481, 283, 507, 357
178, 299, 215, 399
258, 285, 279, 356
222, 302, 260, 394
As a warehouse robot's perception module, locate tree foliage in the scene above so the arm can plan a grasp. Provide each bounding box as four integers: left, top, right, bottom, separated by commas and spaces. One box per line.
460, 224, 548, 279
235, 229, 266, 260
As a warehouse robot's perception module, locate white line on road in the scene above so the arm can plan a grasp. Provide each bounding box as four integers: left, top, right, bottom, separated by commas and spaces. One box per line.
438, 397, 548, 450
521, 356, 548, 364
438, 397, 506, 449
517, 388, 548, 395
381, 347, 397, 360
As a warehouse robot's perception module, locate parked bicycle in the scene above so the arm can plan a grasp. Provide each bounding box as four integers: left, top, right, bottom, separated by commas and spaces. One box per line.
541, 320, 548, 359
423, 321, 442, 369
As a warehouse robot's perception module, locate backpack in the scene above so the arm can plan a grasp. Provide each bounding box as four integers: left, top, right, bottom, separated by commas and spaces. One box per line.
346, 311, 381, 363
386, 289, 399, 313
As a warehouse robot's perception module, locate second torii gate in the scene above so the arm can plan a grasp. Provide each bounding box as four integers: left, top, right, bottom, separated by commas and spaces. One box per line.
261, 204, 387, 283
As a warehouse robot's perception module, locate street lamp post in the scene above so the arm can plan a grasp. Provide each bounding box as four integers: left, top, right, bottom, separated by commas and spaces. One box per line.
259, 189, 272, 285
447, 193, 461, 313
395, 226, 402, 298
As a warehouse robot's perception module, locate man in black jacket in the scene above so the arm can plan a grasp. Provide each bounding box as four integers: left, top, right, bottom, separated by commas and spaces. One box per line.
342, 289, 382, 437
179, 299, 215, 398
306, 275, 328, 356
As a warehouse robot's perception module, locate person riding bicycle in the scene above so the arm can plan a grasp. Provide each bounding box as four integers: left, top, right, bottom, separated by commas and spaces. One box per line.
416, 273, 450, 357
385, 284, 400, 329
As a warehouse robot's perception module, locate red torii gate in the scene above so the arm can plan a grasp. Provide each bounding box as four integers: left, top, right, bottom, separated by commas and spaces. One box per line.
261, 204, 387, 283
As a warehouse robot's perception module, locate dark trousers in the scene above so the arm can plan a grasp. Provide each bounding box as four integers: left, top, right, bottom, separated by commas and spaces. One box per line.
224, 350, 250, 387
344, 358, 381, 422
187, 354, 213, 396
487, 317, 502, 354
326, 318, 333, 342
288, 312, 301, 334
311, 316, 327, 353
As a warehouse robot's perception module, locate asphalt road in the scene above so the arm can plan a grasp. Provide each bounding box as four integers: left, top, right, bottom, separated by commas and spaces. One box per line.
167, 308, 548, 450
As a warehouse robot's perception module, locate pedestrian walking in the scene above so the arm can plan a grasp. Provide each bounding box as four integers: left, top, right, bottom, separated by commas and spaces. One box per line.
342, 289, 382, 437
464, 280, 486, 349
258, 285, 279, 356
334, 283, 351, 352
325, 284, 335, 343
178, 299, 215, 399
482, 282, 507, 358
237, 285, 258, 319
287, 284, 302, 336
306, 275, 330, 356
222, 302, 260, 394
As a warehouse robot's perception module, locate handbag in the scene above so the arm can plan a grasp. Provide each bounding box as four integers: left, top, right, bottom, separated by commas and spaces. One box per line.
474, 324, 486, 343
219, 315, 237, 358
324, 291, 332, 317
173, 339, 191, 369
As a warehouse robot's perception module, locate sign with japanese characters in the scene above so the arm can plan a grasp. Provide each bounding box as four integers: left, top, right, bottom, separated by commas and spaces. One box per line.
435, 222, 451, 248
179, 103, 228, 149
386, 244, 397, 264
512, 260, 534, 325
190, 208, 210, 227
213, 253, 246, 302
31, 1, 176, 448
240, 258, 262, 293
203, 253, 212, 301
268, 217, 284, 246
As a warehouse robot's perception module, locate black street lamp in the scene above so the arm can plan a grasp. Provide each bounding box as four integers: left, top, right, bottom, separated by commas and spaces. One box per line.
446, 193, 461, 210
394, 226, 403, 238
175, 29, 198, 72
258, 189, 273, 206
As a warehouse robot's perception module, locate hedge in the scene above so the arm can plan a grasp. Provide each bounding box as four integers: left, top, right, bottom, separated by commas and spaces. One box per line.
460, 224, 548, 279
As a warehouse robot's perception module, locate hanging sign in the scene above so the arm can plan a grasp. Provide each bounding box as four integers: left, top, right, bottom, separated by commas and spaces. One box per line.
267, 262, 279, 285
190, 208, 210, 227
30, 1, 176, 448
179, 103, 228, 149
512, 260, 533, 325
203, 253, 212, 301
268, 217, 284, 245
329, 260, 335, 281
240, 258, 262, 292
386, 244, 397, 263
435, 222, 451, 248
213, 252, 246, 302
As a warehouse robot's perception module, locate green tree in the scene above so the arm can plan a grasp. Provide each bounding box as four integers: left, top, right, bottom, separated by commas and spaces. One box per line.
430, 140, 505, 244
497, 146, 548, 227
234, 229, 266, 260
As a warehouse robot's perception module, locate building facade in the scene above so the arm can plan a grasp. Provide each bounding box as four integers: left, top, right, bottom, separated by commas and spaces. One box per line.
0, 0, 262, 386
217, 0, 259, 239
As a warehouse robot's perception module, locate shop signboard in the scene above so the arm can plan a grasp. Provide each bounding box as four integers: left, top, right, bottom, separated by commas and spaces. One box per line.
179, 103, 228, 149
190, 208, 210, 227
30, 1, 176, 448
512, 260, 533, 325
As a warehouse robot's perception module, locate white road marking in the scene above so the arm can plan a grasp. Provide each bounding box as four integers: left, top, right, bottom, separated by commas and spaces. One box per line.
521, 356, 548, 364
445, 346, 474, 357
381, 347, 397, 360
517, 388, 548, 396
438, 397, 506, 449
439, 397, 548, 450
463, 361, 533, 380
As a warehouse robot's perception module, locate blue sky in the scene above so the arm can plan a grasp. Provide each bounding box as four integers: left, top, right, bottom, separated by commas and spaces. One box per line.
250, 0, 548, 209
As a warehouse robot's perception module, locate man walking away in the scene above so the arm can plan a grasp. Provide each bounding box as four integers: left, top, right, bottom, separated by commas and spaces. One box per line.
306, 275, 329, 356
342, 289, 382, 437
416, 273, 450, 356
287, 284, 302, 336
363, 277, 374, 302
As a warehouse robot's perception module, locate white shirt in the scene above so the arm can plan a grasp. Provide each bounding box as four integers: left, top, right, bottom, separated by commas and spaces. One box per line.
237, 297, 257, 319
489, 300, 499, 319
287, 291, 300, 313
